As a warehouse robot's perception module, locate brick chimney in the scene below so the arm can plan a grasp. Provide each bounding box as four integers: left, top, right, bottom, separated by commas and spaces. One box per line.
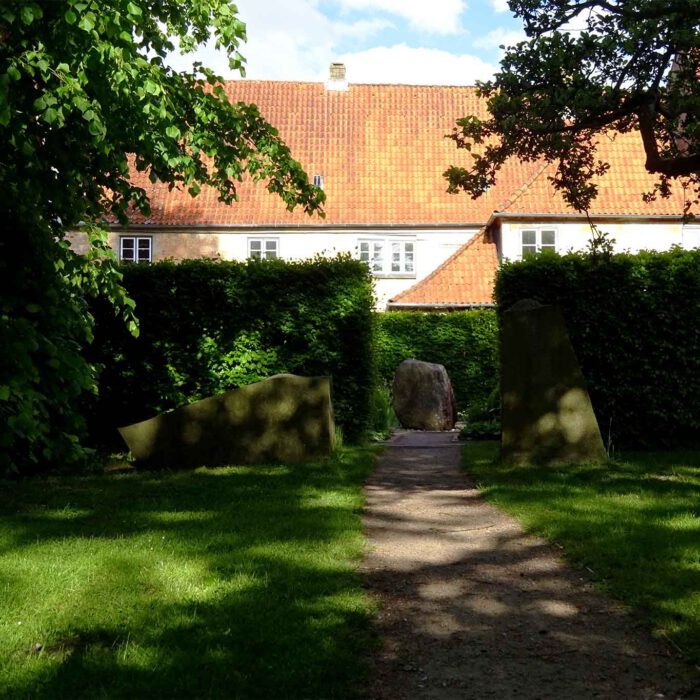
325, 62, 348, 91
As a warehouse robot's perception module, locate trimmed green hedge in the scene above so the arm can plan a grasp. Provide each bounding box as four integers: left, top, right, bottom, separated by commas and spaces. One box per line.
495, 248, 700, 449
375, 310, 499, 413
88, 256, 375, 447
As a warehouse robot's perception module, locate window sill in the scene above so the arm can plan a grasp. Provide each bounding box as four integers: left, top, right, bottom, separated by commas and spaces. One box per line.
372, 273, 417, 279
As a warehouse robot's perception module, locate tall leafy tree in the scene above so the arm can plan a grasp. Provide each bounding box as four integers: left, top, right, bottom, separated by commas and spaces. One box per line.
445, 0, 700, 213
0, 0, 324, 474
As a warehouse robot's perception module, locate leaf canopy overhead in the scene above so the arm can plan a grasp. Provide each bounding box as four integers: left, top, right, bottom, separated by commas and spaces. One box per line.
1, 0, 325, 231
445, 0, 700, 213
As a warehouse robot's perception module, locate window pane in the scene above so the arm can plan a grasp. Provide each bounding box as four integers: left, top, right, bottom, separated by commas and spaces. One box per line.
522, 230, 536, 245
541, 230, 556, 246
136, 238, 151, 262
404, 242, 413, 253
522, 245, 537, 257
250, 240, 261, 251
391, 242, 400, 272
120, 238, 135, 261
265, 248, 278, 260
265, 240, 277, 251
372, 242, 384, 272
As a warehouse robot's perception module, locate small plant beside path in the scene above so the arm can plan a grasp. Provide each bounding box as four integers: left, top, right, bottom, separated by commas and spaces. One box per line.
0, 447, 377, 698
465, 441, 700, 665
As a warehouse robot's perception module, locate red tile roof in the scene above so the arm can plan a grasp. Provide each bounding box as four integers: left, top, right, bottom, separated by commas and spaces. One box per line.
389, 228, 498, 306
498, 130, 686, 217
127, 80, 686, 227
126, 81, 545, 226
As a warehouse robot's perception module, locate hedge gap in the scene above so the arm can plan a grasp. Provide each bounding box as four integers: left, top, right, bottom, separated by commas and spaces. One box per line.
374, 310, 499, 414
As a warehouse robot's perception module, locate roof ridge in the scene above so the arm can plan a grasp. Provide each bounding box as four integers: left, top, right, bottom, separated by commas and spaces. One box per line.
390, 227, 486, 303
223, 79, 480, 89
495, 159, 553, 213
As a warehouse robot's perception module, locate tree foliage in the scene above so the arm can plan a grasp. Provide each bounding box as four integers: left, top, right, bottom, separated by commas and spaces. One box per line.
445, 0, 700, 213
0, 1, 324, 474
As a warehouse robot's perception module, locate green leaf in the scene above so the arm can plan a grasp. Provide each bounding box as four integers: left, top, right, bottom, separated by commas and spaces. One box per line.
43, 107, 58, 124
165, 125, 180, 139
25, 303, 41, 313
78, 12, 95, 32
88, 119, 103, 136
0, 386, 9, 401
64, 9, 77, 24
72, 96, 90, 113
21, 5, 35, 25
127, 2, 142, 17
7, 66, 20, 81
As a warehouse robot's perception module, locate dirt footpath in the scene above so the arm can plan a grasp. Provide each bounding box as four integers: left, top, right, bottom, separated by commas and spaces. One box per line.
361, 430, 699, 699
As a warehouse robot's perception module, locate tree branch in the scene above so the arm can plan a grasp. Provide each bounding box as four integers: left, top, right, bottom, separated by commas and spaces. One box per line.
638, 100, 700, 176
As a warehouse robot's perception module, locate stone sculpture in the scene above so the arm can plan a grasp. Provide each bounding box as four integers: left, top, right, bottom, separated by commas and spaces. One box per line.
118, 374, 335, 468
392, 358, 456, 431
500, 299, 608, 465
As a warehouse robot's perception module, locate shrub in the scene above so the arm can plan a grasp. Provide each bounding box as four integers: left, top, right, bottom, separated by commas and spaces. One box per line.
374, 310, 499, 414
495, 247, 700, 449
88, 256, 375, 447
459, 419, 501, 441
367, 382, 397, 440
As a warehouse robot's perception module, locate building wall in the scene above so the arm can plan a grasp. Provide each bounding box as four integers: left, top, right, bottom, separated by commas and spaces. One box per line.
67, 227, 477, 309
499, 220, 688, 261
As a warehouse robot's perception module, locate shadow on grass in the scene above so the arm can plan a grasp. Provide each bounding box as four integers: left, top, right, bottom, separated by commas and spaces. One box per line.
0, 448, 377, 699
463, 440, 700, 663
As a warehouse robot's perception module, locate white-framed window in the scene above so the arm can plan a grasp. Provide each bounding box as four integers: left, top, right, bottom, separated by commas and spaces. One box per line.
521, 228, 556, 258
358, 238, 415, 276
313, 174, 324, 189
248, 237, 279, 260
120, 236, 152, 262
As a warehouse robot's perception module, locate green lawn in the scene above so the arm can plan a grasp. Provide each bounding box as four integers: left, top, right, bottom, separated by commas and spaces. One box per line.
0, 447, 377, 699
464, 441, 700, 663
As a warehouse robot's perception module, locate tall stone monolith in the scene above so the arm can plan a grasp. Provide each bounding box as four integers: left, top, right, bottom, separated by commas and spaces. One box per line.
118, 374, 335, 469
500, 299, 607, 465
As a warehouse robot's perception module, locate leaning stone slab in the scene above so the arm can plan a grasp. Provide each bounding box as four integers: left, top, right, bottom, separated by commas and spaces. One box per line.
392, 358, 456, 431
500, 299, 608, 466
118, 374, 335, 469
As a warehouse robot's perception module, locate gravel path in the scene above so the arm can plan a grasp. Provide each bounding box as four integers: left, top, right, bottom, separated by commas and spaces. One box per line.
361, 430, 699, 699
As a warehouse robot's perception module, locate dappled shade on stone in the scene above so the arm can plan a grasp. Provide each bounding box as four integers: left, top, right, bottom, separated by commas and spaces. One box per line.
118, 374, 335, 468
500, 300, 607, 466
392, 359, 456, 431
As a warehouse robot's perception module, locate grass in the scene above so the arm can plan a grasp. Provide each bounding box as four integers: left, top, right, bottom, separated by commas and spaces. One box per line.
463, 441, 700, 663
0, 446, 378, 699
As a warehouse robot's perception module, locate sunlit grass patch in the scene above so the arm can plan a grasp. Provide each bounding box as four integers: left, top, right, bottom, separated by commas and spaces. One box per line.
463, 441, 700, 663
0, 446, 378, 699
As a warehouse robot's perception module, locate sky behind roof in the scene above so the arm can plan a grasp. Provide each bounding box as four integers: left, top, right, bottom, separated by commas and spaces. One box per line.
167, 0, 528, 85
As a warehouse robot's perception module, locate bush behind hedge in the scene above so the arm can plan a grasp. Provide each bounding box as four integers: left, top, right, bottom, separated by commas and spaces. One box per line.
374, 310, 499, 413
495, 248, 700, 449
88, 256, 375, 447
